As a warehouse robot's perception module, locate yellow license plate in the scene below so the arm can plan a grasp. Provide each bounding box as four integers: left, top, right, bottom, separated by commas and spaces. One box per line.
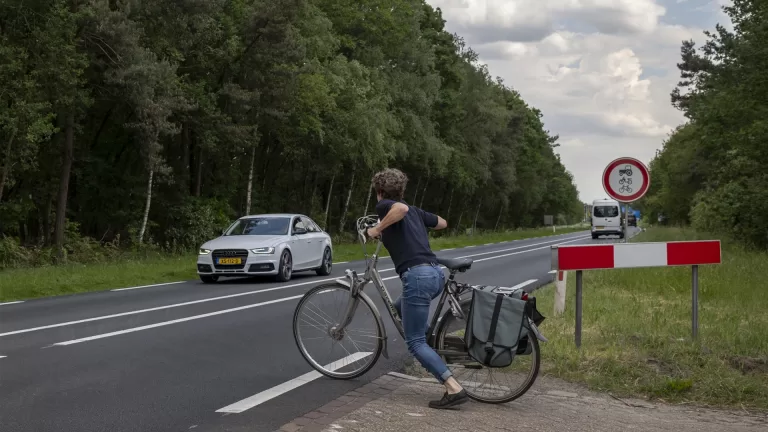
596, 226, 605, 230
218, 257, 242, 265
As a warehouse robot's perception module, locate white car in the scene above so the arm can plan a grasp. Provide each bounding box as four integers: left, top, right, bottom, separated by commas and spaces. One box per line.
591, 198, 624, 239
197, 214, 333, 283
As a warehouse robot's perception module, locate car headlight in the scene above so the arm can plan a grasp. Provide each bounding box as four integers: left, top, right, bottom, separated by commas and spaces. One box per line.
250, 247, 275, 254
199, 248, 211, 255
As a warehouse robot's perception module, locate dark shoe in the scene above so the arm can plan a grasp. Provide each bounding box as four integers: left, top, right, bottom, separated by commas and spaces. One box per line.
428, 389, 468, 409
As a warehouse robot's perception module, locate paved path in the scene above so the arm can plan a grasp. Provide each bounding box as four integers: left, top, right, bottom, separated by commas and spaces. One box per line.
1, 230, 620, 432
277, 373, 768, 432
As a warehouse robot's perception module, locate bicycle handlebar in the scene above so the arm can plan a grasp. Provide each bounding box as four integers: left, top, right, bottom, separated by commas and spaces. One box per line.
356, 215, 380, 245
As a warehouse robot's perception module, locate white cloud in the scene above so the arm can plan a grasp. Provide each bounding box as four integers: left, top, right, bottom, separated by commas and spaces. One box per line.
426, 0, 715, 201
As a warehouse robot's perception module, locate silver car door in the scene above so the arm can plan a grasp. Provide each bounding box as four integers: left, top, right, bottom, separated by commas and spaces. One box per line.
290, 217, 311, 268
302, 216, 325, 266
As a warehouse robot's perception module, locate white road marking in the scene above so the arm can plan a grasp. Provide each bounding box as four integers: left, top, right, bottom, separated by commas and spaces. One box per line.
0, 279, 335, 338
50, 295, 305, 346
0, 355, 6, 359
441, 248, 454, 251
507, 279, 538, 291
484, 243, 493, 246
469, 236, 590, 263
112, 281, 186, 292
457, 235, 590, 261
215, 352, 373, 413
4, 233, 586, 338
0, 301, 24, 306
333, 261, 348, 265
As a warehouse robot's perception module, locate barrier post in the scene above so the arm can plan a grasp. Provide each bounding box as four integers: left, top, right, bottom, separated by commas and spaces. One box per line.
554, 270, 567, 316
575, 270, 583, 349
692, 265, 699, 339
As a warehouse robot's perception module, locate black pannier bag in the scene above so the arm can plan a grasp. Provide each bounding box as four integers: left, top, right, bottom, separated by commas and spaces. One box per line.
464, 286, 545, 367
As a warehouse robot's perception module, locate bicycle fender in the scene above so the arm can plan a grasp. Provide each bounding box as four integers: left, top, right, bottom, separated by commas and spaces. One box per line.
333, 278, 390, 360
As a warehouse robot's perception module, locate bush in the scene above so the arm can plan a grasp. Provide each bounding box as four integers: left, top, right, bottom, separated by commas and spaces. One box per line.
157, 197, 235, 253
0, 236, 33, 268
690, 177, 768, 249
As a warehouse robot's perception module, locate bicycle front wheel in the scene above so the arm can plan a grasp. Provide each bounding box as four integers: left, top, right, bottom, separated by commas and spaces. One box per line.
293, 282, 384, 379
435, 299, 541, 404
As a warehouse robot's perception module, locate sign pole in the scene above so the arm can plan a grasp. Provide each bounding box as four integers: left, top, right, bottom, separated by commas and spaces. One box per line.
575, 270, 583, 349
692, 265, 699, 339
624, 203, 630, 243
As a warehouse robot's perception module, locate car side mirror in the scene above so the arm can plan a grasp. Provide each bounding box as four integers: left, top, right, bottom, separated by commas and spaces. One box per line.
293, 228, 307, 235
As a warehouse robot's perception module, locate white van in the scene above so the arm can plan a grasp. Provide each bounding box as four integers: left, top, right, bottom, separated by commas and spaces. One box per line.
591, 199, 624, 239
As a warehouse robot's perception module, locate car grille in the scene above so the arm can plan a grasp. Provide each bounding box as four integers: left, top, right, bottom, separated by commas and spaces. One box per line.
212, 249, 248, 270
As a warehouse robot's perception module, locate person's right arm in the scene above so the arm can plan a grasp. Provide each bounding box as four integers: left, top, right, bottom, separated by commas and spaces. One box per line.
418, 208, 448, 230
433, 216, 448, 230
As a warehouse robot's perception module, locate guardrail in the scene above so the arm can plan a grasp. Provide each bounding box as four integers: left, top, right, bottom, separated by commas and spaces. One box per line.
550, 240, 722, 348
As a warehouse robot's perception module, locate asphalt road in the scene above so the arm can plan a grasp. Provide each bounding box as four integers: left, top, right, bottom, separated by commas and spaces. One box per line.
0, 229, 637, 432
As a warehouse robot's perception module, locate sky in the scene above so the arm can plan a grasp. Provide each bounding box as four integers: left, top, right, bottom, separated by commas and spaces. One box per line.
426, 0, 733, 203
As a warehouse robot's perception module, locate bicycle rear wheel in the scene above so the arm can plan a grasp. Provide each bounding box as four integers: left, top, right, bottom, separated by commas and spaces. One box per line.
434, 299, 540, 404
293, 282, 384, 379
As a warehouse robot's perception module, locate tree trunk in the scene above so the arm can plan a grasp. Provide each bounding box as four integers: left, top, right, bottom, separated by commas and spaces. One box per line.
455, 210, 464, 235
138, 169, 154, 244
245, 143, 256, 215
309, 174, 319, 212
0, 128, 17, 202
44, 196, 52, 246
323, 173, 335, 230
363, 172, 374, 216
194, 145, 203, 197
412, 176, 422, 204
445, 189, 454, 220
182, 123, 191, 191
494, 204, 504, 231
339, 169, 356, 232
54, 112, 75, 259
472, 202, 481, 235
419, 181, 428, 208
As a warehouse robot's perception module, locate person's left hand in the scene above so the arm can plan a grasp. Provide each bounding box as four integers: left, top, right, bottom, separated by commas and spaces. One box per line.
367, 227, 381, 239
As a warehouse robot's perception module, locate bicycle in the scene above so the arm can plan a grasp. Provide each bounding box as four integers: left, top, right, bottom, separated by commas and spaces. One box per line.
292, 215, 546, 403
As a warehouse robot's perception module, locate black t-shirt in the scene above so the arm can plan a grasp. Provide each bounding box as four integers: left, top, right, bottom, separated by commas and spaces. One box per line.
375, 199, 439, 276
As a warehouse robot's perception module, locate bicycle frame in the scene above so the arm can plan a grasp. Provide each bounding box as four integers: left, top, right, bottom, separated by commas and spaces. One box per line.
330, 216, 470, 360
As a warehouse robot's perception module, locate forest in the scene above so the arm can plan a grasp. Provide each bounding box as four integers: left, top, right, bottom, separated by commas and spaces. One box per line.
0, 0, 583, 268
638, 0, 768, 249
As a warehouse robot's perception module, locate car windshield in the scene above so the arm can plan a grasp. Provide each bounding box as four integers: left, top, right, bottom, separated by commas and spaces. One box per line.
225, 217, 290, 236
594, 206, 619, 217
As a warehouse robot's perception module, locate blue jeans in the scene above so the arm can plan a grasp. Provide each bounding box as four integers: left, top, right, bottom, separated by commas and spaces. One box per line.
394, 263, 453, 384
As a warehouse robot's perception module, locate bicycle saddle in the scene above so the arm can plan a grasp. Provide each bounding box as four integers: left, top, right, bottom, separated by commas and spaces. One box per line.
437, 257, 473, 272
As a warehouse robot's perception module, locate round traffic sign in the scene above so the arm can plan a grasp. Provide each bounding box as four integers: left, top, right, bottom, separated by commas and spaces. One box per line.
602, 157, 650, 202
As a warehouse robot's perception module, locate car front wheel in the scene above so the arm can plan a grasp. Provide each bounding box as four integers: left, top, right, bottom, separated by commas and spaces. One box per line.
276, 250, 293, 282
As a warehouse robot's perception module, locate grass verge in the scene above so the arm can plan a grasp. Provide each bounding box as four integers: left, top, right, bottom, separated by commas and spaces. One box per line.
0, 226, 585, 302
532, 227, 768, 409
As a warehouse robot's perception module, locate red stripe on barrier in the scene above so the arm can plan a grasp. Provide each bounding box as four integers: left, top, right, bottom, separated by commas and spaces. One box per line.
666, 241, 721, 266
558, 245, 614, 270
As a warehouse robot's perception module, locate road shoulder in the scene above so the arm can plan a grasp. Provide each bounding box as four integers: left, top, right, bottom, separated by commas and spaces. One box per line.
276, 372, 767, 432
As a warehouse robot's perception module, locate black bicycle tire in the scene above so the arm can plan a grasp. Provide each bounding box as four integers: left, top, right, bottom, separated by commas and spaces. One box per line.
292, 282, 384, 380
434, 299, 541, 404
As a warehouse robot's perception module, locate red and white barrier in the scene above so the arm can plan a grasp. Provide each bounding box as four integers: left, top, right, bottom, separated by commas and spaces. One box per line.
552, 240, 721, 271
550, 240, 722, 348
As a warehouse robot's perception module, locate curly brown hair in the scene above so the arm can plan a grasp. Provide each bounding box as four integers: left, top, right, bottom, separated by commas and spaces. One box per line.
372, 168, 408, 201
